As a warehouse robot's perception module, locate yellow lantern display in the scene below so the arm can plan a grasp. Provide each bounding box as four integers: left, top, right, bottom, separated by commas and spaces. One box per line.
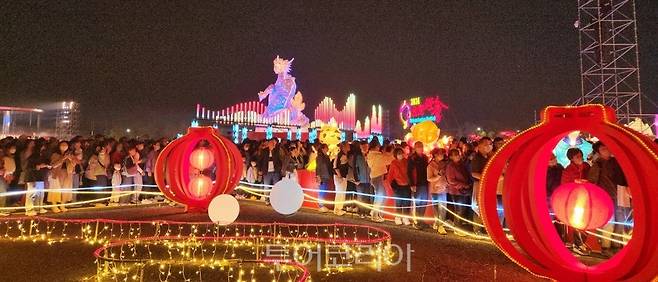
411, 120, 440, 145
319, 122, 342, 158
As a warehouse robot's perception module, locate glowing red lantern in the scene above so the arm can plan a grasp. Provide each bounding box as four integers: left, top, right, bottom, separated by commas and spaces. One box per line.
188, 175, 212, 200
480, 105, 658, 281
190, 147, 214, 170
155, 127, 243, 212
551, 183, 614, 230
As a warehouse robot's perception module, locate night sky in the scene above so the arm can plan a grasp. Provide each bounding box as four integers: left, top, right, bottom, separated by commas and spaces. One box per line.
1, 1, 657, 137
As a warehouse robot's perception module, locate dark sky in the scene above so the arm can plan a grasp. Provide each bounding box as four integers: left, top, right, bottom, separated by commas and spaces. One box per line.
1, 1, 657, 137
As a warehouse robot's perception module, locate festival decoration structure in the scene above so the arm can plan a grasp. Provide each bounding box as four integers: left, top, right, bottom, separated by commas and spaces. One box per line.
0, 217, 393, 281
625, 117, 656, 137
192, 57, 310, 130
270, 178, 305, 215
319, 119, 342, 158
399, 96, 449, 130
410, 120, 440, 145
258, 56, 309, 125
196, 101, 265, 124
207, 194, 240, 225
354, 105, 384, 138
480, 104, 658, 281
314, 94, 356, 130
192, 58, 386, 141
155, 126, 243, 212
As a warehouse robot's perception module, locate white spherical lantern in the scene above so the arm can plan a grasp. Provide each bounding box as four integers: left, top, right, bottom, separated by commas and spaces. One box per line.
207, 194, 240, 225
270, 178, 305, 215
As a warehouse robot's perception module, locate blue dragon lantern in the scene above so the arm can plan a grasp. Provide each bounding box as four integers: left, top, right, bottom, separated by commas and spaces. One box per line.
258, 56, 309, 126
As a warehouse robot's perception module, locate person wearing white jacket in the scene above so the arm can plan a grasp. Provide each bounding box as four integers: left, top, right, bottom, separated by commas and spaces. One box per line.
366, 141, 393, 222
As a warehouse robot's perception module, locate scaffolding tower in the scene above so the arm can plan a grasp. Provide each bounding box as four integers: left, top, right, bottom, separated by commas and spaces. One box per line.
573, 0, 644, 124
55, 101, 79, 139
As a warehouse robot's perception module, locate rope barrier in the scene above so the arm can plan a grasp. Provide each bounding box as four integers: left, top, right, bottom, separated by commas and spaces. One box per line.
0, 181, 634, 244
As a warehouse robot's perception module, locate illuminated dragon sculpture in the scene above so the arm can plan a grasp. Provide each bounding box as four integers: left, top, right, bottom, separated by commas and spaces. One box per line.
258, 56, 309, 125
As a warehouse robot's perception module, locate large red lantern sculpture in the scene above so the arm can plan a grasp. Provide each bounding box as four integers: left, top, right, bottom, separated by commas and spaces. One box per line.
551, 183, 614, 231
155, 127, 243, 212
480, 105, 658, 281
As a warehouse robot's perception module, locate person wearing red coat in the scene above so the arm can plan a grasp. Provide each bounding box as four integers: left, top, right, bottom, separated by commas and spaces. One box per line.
445, 149, 472, 234
560, 147, 591, 256
387, 148, 412, 225
561, 148, 590, 184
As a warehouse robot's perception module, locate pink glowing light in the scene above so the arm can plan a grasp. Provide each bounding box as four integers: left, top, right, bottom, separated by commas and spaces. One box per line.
400, 96, 449, 129
313, 94, 356, 130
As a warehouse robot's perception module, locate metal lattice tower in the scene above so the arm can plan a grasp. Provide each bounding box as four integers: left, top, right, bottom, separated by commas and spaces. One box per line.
574, 0, 642, 124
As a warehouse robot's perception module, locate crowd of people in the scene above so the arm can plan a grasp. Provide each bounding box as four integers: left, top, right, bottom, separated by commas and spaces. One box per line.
1, 132, 653, 258
546, 142, 632, 257
0, 135, 166, 216
238, 134, 650, 258
238, 136, 507, 236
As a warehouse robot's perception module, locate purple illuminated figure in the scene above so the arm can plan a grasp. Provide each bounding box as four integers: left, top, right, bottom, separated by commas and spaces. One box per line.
258, 56, 309, 125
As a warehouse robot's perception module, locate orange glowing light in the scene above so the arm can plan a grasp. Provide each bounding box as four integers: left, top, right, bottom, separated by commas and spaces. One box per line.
411, 120, 440, 145
188, 175, 212, 200
190, 147, 214, 170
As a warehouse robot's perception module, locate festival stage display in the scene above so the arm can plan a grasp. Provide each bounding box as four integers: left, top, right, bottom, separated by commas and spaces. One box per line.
192, 56, 384, 143
155, 126, 243, 212
399, 96, 450, 152
480, 105, 658, 281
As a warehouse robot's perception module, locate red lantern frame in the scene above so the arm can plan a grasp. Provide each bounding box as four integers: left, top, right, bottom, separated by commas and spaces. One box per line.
480, 105, 658, 281
154, 127, 243, 212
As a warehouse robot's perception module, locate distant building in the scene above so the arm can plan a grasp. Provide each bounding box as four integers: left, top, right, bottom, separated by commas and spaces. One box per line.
0, 106, 44, 138
55, 101, 80, 139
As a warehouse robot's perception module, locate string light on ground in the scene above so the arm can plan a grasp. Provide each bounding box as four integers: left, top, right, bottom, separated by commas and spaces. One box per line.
0, 217, 394, 281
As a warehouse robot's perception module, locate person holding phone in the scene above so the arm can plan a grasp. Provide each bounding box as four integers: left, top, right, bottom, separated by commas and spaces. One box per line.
48, 141, 74, 213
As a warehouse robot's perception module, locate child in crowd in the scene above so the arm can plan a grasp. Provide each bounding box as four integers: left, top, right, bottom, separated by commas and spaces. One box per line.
238, 160, 259, 200
109, 163, 123, 206
246, 161, 258, 184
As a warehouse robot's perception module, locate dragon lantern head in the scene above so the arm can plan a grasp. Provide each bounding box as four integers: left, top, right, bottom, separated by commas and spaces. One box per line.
273, 55, 294, 75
